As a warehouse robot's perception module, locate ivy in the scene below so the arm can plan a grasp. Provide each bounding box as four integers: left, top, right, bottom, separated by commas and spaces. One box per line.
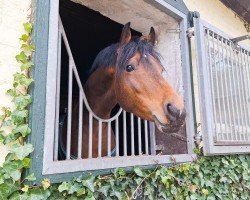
0, 21, 249, 200
0, 22, 35, 200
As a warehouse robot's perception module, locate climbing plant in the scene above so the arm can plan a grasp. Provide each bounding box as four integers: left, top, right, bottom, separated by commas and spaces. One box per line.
0, 22, 249, 200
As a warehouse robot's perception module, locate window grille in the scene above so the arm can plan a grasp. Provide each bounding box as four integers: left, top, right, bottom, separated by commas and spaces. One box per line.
194, 18, 250, 155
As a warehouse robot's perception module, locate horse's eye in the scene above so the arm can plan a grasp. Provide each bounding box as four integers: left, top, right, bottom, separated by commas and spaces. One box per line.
125, 65, 135, 72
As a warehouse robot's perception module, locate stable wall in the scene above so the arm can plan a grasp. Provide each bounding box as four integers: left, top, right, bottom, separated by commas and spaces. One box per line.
0, 0, 31, 165
0, 0, 249, 165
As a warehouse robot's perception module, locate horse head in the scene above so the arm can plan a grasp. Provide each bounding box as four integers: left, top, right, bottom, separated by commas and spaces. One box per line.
114, 22, 186, 133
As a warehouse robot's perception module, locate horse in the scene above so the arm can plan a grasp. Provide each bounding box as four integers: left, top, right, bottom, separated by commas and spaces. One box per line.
61, 22, 186, 159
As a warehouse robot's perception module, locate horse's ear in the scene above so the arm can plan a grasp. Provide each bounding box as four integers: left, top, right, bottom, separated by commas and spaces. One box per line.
148, 27, 157, 45
119, 22, 131, 46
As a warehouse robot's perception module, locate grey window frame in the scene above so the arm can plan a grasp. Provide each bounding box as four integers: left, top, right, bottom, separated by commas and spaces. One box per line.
28, 0, 196, 183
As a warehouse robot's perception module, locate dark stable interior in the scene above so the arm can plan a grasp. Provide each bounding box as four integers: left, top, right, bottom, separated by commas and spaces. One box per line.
59, 0, 187, 158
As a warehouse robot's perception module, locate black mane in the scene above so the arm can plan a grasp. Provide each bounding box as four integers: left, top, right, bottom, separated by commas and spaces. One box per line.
90, 37, 161, 74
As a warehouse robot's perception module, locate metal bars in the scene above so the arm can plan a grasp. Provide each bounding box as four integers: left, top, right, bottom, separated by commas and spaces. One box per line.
54, 19, 154, 163
194, 18, 250, 152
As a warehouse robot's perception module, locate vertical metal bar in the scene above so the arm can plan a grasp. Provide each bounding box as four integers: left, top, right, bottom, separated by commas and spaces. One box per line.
224, 39, 234, 141
240, 49, 247, 141
54, 29, 62, 161
234, 47, 245, 140
123, 111, 127, 156
88, 113, 93, 158
130, 113, 135, 156
115, 118, 119, 156
98, 120, 102, 157
77, 92, 83, 159
206, 30, 217, 139
149, 122, 156, 155
228, 42, 238, 141
216, 35, 227, 140
239, 49, 249, 141
107, 121, 111, 157
220, 37, 232, 140
144, 120, 149, 155
213, 32, 223, 141
138, 117, 142, 155
245, 51, 250, 140
230, 43, 241, 140
245, 50, 250, 141
66, 59, 73, 160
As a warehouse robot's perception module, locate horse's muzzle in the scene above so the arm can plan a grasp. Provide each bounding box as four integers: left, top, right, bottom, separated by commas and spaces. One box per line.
153, 107, 186, 133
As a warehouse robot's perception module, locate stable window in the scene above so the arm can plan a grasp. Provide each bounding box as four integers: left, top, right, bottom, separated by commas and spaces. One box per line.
30, 0, 196, 183
194, 18, 250, 155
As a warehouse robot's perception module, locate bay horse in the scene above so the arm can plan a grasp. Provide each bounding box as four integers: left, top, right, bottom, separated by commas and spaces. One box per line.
62, 22, 186, 159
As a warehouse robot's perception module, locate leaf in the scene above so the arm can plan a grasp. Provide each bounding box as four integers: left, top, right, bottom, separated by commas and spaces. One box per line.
68, 183, 80, 194
76, 188, 85, 196
27, 188, 51, 200
22, 158, 31, 168
4, 132, 21, 144
41, 178, 51, 190
21, 185, 29, 193
21, 44, 35, 53
114, 168, 126, 177
23, 23, 32, 34
1, 107, 11, 116
0, 130, 6, 143
2, 161, 23, 181
10, 143, 34, 160
19, 34, 29, 42
84, 194, 95, 200
134, 166, 146, 177
6, 88, 17, 96
0, 180, 20, 199
58, 182, 70, 193
20, 77, 33, 87
98, 185, 110, 197
13, 73, 33, 87
82, 176, 95, 192
9, 170, 21, 181
25, 173, 36, 181
205, 180, 214, 188
14, 95, 32, 110
12, 124, 31, 137
15, 51, 28, 63
21, 62, 33, 71
202, 188, 209, 196
11, 110, 29, 125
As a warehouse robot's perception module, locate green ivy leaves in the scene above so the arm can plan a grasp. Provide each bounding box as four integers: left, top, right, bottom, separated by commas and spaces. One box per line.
10, 143, 34, 160
0, 20, 249, 200
53, 156, 250, 199
0, 22, 35, 200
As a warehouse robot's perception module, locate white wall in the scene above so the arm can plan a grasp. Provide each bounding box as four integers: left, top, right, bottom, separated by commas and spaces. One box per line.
0, 0, 31, 165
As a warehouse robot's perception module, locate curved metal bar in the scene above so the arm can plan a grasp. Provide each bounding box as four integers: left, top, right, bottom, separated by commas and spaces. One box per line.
59, 18, 123, 123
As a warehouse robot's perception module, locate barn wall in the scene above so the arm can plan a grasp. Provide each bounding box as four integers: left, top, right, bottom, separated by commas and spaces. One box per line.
0, 0, 31, 165
0, 0, 249, 165
183, 0, 250, 133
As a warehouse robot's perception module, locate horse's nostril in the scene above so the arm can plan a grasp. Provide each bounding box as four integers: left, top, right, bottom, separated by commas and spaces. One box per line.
165, 103, 182, 122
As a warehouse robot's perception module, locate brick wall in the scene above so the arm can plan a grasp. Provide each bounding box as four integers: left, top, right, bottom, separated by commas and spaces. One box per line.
0, 0, 31, 165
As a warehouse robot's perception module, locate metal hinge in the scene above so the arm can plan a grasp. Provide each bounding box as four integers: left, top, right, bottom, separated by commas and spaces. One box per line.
187, 27, 194, 38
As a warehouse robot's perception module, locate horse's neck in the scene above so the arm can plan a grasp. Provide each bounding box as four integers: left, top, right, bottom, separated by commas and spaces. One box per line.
81, 66, 117, 157
84, 66, 117, 117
